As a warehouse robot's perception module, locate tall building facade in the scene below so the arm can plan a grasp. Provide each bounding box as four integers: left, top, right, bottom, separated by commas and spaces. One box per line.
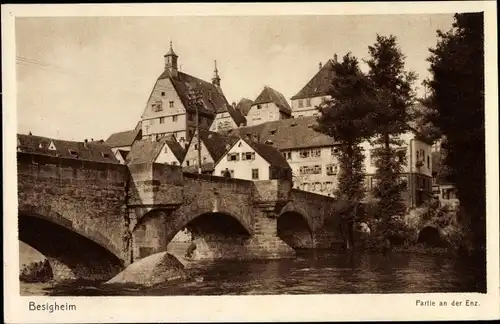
140, 43, 231, 145
290, 57, 338, 118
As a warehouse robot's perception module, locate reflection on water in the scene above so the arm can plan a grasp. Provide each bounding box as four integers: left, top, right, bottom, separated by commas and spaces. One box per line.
20, 251, 486, 296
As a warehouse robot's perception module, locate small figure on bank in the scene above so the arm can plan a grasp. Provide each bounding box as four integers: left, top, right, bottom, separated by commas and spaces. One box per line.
223, 168, 232, 178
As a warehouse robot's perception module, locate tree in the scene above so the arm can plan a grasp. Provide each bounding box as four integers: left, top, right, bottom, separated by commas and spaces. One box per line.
366, 35, 417, 224
315, 53, 376, 249
424, 13, 485, 252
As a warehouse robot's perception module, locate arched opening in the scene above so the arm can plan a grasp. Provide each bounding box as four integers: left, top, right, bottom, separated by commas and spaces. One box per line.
277, 211, 313, 250
169, 212, 252, 261
18, 213, 124, 282
134, 210, 252, 261
417, 226, 444, 247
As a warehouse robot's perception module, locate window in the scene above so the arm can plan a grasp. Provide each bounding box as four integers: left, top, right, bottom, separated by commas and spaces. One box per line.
172, 161, 177, 165
299, 165, 322, 175
227, 153, 240, 161
311, 148, 321, 157
242, 152, 255, 160
159, 117, 165, 124
252, 169, 259, 180
194, 144, 198, 150
68, 149, 78, 156
286, 152, 292, 160
399, 176, 408, 190
299, 149, 310, 158
326, 164, 338, 175
370, 149, 379, 166
169, 101, 174, 108
331, 147, 339, 156
257, 105, 262, 110
203, 156, 207, 162
396, 147, 407, 164
298, 100, 304, 108
306, 98, 311, 107
186, 160, 190, 166
152, 101, 163, 112
161, 91, 165, 97
172, 115, 178, 122
164, 146, 168, 153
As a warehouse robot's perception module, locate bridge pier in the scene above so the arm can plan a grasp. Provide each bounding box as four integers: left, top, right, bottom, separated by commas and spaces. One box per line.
47, 258, 77, 282
248, 212, 295, 259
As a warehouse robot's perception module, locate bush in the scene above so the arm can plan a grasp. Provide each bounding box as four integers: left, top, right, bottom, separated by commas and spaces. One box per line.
20, 259, 52, 283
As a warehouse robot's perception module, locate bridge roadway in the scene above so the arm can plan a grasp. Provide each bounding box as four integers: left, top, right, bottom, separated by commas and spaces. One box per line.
17, 152, 342, 281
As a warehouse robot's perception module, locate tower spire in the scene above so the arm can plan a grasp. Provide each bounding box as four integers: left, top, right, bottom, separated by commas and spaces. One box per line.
212, 60, 221, 87
164, 40, 178, 77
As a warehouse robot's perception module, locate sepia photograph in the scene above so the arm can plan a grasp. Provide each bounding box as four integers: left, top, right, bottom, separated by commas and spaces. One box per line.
3, 2, 499, 323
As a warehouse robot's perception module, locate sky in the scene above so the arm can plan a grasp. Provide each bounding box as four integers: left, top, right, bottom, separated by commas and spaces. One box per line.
15, 14, 455, 141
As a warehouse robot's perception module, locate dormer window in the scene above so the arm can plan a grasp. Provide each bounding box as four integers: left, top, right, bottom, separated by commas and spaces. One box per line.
265, 140, 274, 145
68, 149, 78, 157
269, 129, 277, 135
101, 152, 110, 158
48, 141, 57, 151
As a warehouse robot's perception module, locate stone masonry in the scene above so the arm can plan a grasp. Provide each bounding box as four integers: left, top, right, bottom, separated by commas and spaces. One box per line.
17, 151, 342, 281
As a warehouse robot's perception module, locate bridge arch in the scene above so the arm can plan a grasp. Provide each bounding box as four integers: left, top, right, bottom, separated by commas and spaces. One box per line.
132, 207, 252, 260
277, 209, 314, 250
18, 204, 124, 281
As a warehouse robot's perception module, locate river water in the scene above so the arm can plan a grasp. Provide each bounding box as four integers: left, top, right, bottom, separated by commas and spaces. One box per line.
20, 250, 486, 296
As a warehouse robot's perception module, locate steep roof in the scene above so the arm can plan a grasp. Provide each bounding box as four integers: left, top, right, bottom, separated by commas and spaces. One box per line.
126, 138, 165, 164
164, 137, 186, 163
253, 86, 292, 115
197, 129, 240, 163
243, 138, 291, 169
105, 128, 142, 148
126, 135, 186, 165
157, 71, 230, 118
217, 105, 246, 127
226, 116, 339, 150
17, 134, 119, 163
291, 59, 336, 100
117, 149, 129, 160
236, 98, 254, 116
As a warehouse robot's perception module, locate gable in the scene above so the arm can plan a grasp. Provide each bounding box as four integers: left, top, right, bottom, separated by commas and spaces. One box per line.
141, 78, 186, 120
155, 142, 180, 164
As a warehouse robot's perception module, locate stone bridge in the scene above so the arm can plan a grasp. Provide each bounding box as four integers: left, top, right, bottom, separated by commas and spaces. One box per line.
17, 152, 342, 281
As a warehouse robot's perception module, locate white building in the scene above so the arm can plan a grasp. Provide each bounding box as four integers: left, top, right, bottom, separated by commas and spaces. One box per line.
246, 86, 292, 126
209, 102, 246, 132
214, 136, 292, 181
290, 58, 337, 118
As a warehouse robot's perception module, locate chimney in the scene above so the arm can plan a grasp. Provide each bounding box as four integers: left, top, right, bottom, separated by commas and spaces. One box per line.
319, 62, 323, 70
334, 54, 338, 63
84, 139, 88, 149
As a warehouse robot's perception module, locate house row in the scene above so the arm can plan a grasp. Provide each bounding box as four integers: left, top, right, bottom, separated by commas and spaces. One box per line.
103, 43, 434, 207
17, 133, 119, 164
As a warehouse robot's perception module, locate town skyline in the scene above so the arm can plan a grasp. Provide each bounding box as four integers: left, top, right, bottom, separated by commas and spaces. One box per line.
16, 14, 454, 142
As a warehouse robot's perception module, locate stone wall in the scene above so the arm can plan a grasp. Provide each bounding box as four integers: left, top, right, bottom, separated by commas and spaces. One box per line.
17, 152, 129, 279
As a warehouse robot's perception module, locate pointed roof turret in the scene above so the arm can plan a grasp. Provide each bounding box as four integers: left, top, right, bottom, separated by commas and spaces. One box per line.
164, 41, 178, 58
212, 60, 221, 87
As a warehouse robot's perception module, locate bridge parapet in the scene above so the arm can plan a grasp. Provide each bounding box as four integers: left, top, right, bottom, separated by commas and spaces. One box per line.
252, 180, 293, 217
